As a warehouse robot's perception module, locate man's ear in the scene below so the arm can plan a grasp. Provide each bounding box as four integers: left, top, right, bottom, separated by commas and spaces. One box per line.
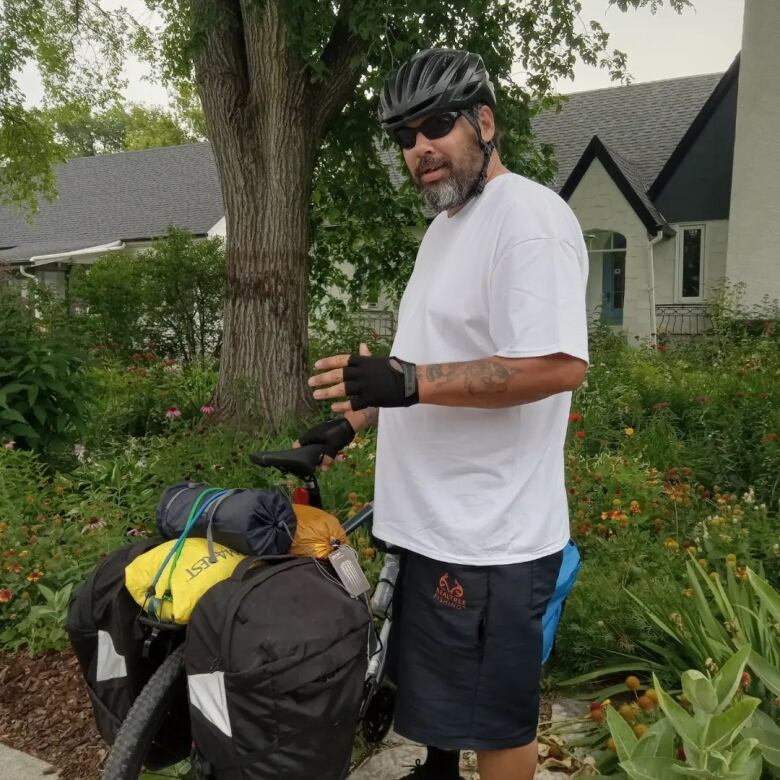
478, 105, 496, 144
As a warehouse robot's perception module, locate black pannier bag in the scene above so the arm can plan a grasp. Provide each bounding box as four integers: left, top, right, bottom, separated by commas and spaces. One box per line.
157, 483, 297, 557
186, 556, 372, 780
67, 538, 191, 769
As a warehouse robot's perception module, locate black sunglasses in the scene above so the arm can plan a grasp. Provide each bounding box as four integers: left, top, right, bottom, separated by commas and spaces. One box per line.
392, 110, 462, 149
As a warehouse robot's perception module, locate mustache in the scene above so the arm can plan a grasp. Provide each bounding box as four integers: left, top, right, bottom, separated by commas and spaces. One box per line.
416, 155, 451, 176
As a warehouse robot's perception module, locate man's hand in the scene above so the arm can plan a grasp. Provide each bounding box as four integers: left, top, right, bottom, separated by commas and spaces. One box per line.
309, 343, 418, 413
297, 343, 378, 471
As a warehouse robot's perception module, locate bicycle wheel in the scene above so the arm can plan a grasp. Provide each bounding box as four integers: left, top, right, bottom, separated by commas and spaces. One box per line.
102, 644, 195, 780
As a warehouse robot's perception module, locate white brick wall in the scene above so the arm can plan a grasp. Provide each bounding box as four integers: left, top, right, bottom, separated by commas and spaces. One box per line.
726, 0, 780, 310
567, 160, 654, 344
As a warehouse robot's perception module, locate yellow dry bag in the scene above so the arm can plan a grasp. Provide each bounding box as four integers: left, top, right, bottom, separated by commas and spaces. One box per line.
125, 538, 246, 624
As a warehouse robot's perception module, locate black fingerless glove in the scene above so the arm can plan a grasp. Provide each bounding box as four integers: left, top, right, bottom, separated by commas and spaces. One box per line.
343, 355, 419, 411
299, 417, 356, 458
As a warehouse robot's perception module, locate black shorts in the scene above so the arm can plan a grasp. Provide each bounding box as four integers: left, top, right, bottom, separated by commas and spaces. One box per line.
386, 548, 563, 751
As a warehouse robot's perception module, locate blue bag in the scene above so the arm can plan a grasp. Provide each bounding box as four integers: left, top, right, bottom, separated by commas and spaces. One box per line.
541, 539, 581, 664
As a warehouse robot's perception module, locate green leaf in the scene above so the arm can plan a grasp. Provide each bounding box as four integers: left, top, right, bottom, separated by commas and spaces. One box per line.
619, 757, 682, 780
26, 384, 39, 406
735, 733, 774, 769
747, 567, 780, 624
607, 705, 638, 761
712, 645, 751, 713
32, 404, 47, 425
669, 766, 713, 778
559, 663, 659, 687
37, 584, 55, 603
8, 423, 39, 439
747, 649, 780, 695
701, 696, 760, 751
0, 382, 29, 396
653, 673, 702, 746
682, 670, 718, 714
625, 588, 684, 645
0, 407, 28, 424
642, 717, 677, 759
687, 560, 731, 643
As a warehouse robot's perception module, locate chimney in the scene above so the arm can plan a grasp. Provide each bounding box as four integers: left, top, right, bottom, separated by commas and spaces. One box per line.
725, 0, 780, 312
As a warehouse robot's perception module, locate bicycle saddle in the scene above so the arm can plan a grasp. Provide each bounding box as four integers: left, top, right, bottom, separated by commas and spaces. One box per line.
249, 444, 324, 479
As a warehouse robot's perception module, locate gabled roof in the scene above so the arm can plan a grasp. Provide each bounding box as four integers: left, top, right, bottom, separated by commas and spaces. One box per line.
532, 71, 724, 192
0, 143, 223, 263
648, 56, 740, 200
560, 136, 673, 235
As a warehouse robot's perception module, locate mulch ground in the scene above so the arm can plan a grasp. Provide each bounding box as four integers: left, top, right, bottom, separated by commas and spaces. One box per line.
0, 649, 105, 780
0, 649, 559, 780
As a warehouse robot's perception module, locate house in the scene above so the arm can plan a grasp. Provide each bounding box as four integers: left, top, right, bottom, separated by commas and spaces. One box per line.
3, 0, 776, 346
0, 143, 225, 292
534, 0, 779, 342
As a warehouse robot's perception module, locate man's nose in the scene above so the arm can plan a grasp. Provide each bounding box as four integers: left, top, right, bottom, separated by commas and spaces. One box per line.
412, 130, 436, 156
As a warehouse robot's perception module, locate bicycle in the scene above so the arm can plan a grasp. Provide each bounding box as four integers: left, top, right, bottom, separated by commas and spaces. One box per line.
101, 439, 396, 780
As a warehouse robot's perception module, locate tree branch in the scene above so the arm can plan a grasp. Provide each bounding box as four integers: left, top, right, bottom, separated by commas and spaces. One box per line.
312, 2, 371, 139
192, 0, 251, 137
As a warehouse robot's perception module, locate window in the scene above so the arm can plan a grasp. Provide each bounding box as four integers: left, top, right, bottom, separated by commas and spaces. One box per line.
678, 226, 704, 301
37, 268, 67, 294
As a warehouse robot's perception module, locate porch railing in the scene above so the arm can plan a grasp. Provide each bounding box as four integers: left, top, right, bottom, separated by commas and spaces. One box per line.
655, 303, 712, 337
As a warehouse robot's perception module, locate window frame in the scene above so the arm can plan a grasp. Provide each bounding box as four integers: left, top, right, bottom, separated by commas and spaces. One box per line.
675, 223, 706, 303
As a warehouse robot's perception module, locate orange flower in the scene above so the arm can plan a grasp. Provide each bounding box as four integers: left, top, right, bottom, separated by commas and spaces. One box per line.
629, 500, 641, 514
26, 571, 43, 583
568, 412, 583, 423
0, 588, 12, 603
5, 564, 21, 573
574, 430, 585, 439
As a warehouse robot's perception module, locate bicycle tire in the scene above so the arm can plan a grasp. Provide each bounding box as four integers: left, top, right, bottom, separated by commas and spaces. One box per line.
102, 644, 190, 780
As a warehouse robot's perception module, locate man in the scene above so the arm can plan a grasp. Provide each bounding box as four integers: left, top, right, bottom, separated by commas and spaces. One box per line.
305, 49, 588, 780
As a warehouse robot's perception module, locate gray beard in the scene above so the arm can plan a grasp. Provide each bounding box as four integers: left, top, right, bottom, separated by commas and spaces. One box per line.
416, 147, 484, 212
420, 176, 472, 212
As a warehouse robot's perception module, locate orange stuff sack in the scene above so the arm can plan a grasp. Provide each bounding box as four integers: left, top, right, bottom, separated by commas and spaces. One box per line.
290, 505, 348, 559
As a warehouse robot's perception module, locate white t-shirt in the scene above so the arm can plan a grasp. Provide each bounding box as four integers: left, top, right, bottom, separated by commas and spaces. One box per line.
372, 173, 589, 565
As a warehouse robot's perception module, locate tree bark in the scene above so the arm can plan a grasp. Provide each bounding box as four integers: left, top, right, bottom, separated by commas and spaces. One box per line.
192, 0, 368, 431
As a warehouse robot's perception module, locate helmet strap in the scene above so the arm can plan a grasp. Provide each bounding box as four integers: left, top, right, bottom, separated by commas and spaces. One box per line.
462, 111, 495, 197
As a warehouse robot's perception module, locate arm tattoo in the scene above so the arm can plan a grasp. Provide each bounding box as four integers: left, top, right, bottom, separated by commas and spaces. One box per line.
425, 359, 521, 395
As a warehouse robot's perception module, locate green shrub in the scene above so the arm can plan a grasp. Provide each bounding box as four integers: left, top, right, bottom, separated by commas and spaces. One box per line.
72, 228, 225, 361
0, 285, 91, 453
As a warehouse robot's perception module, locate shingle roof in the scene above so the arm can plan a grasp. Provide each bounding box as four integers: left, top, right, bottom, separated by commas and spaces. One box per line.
531, 71, 724, 192
0, 143, 223, 263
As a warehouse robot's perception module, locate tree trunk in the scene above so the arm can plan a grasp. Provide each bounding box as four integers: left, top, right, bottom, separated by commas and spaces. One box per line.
193, 0, 367, 431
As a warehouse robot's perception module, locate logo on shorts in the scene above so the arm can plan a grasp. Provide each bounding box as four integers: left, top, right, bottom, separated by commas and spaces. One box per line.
434, 573, 466, 609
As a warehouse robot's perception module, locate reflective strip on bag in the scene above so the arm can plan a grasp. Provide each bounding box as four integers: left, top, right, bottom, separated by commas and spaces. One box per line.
188, 671, 232, 737
96, 630, 127, 682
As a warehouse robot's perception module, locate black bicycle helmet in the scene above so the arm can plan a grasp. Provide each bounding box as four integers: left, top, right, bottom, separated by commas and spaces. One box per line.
379, 48, 498, 198
379, 48, 496, 131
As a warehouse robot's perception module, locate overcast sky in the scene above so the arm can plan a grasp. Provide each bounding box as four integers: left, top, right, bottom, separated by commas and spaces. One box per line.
19, 0, 744, 107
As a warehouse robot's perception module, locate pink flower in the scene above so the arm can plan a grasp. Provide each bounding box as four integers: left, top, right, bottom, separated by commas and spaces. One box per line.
2, 440, 14, 450
165, 407, 182, 420
200, 404, 216, 415
81, 518, 106, 534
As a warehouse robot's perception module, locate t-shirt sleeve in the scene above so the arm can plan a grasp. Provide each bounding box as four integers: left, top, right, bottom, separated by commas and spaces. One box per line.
488, 237, 589, 364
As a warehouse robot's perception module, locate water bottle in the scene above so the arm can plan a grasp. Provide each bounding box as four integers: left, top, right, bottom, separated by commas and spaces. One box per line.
370, 553, 401, 618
